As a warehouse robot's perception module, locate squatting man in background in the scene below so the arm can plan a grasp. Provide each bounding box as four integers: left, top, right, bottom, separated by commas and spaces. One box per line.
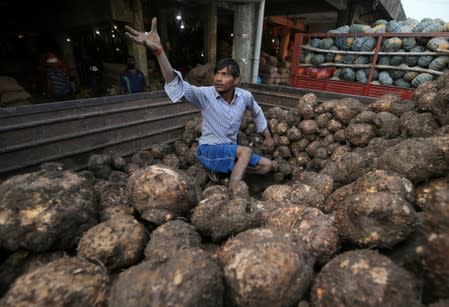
125, 17, 275, 192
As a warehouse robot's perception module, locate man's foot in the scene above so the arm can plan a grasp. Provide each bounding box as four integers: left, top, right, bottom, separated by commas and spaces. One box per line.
207, 171, 221, 183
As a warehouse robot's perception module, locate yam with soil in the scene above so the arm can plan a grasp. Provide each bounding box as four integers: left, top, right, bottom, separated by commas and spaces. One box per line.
0, 257, 109, 307
217, 228, 313, 307
109, 248, 224, 307
0, 169, 98, 252
265, 205, 340, 264
310, 249, 420, 307
77, 214, 148, 271
335, 191, 416, 248
127, 164, 197, 225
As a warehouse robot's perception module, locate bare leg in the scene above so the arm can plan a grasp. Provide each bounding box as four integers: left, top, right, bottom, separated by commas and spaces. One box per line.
229, 146, 252, 190
246, 157, 274, 175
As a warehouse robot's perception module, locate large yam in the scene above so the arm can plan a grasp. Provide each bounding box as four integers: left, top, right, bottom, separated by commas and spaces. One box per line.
217, 228, 313, 307
321, 152, 373, 186
372, 112, 400, 138
265, 206, 340, 264
415, 177, 449, 210
400, 111, 440, 137
93, 179, 134, 221
310, 249, 420, 307
417, 189, 449, 299
191, 195, 262, 242
375, 137, 449, 183
353, 169, 415, 204
0, 257, 109, 307
109, 248, 224, 307
0, 169, 98, 252
295, 171, 334, 199
431, 88, 449, 126
344, 124, 376, 146
262, 183, 325, 211
144, 220, 202, 261
77, 214, 148, 271
0, 251, 65, 296
335, 191, 416, 248
127, 164, 197, 225
332, 98, 365, 124
297, 93, 318, 119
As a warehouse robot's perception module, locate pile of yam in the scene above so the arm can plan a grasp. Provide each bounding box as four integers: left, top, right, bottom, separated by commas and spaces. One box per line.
0, 71, 449, 306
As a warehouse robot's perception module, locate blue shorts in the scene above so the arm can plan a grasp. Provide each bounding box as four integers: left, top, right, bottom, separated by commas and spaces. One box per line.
196, 144, 262, 174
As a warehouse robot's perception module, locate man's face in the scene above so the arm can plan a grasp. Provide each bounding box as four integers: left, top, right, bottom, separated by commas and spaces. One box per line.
213, 66, 239, 94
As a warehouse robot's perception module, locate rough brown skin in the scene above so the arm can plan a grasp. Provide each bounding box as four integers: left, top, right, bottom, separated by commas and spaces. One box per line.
162, 153, 180, 169
262, 183, 325, 211
415, 176, 449, 210
321, 152, 373, 186
432, 88, 449, 126
130, 150, 154, 167
353, 169, 416, 204
191, 196, 262, 242
332, 97, 365, 125
0, 257, 109, 307
335, 191, 416, 248
310, 249, 421, 307
375, 137, 449, 184
350, 110, 377, 124
127, 164, 197, 225
344, 123, 376, 147
297, 93, 318, 119
265, 205, 340, 264
77, 214, 148, 271
0, 250, 65, 297
109, 248, 224, 307
0, 169, 98, 252
144, 219, 202, 262
368, 93, 402, 113
324, 182, 354, 214
298, 120, 319, 135
400, 111, 440, 138
372, 111, 400, 138
217, 228, 313, 307
88, 153, 113, 179
416, 189, 449, 299
93, 179, 134, 221
295, 171, 334, 199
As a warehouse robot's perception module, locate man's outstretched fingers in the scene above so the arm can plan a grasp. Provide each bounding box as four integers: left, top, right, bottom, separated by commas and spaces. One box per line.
125, 25, 140, 36
151, 17, 158, 33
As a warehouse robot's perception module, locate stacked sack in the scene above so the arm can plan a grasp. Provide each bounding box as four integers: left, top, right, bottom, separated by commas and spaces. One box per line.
259, 51, 291, 85
301, 18, 449, 88
0, 76, 31, 108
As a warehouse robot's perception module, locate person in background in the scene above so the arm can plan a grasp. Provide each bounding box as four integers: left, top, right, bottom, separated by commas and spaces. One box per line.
119, 55, 146, 94
125, 17, 274, 192
46, 56, 73, 100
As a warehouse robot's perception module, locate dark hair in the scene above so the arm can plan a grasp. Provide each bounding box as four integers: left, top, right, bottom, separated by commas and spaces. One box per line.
214, 58, 240, 78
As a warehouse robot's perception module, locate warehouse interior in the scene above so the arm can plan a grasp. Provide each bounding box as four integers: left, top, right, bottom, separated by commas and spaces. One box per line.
0, 0, 405, 105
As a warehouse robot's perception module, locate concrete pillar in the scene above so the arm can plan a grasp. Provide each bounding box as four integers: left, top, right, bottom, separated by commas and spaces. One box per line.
233, 3, 256, 83
205, 1, 217, 66
130, 0, 148, 85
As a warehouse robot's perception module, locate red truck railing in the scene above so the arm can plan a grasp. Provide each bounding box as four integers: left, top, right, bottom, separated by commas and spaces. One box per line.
290, 32, 449, 100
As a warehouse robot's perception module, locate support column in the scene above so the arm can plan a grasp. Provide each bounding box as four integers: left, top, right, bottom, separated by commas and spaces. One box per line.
205, 1, 217, 66
233, 3, 256, 83
130, 0, 148, 86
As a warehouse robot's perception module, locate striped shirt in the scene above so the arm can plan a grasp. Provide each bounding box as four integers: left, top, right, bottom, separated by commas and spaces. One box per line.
165, 70, 268, 145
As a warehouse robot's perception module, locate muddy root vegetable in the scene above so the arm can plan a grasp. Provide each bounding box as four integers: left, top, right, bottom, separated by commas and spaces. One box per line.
0, 169, 98, 252
344, 123, 376, 147
77, 214, 148, 271
265, 205, 340, 264
262, 183, 325, 211
335, 191, 416, 248
217, 228, 313, 307
400, 111, 440, 137
88, 153, 113, 179
0, 257, 109, 307
295, 171, 334, 199
144, 220, 202, 262
93, 179, 134, 221
127, 164, 197, 225
310, 249, 420, 307
109, 248, 224, 307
